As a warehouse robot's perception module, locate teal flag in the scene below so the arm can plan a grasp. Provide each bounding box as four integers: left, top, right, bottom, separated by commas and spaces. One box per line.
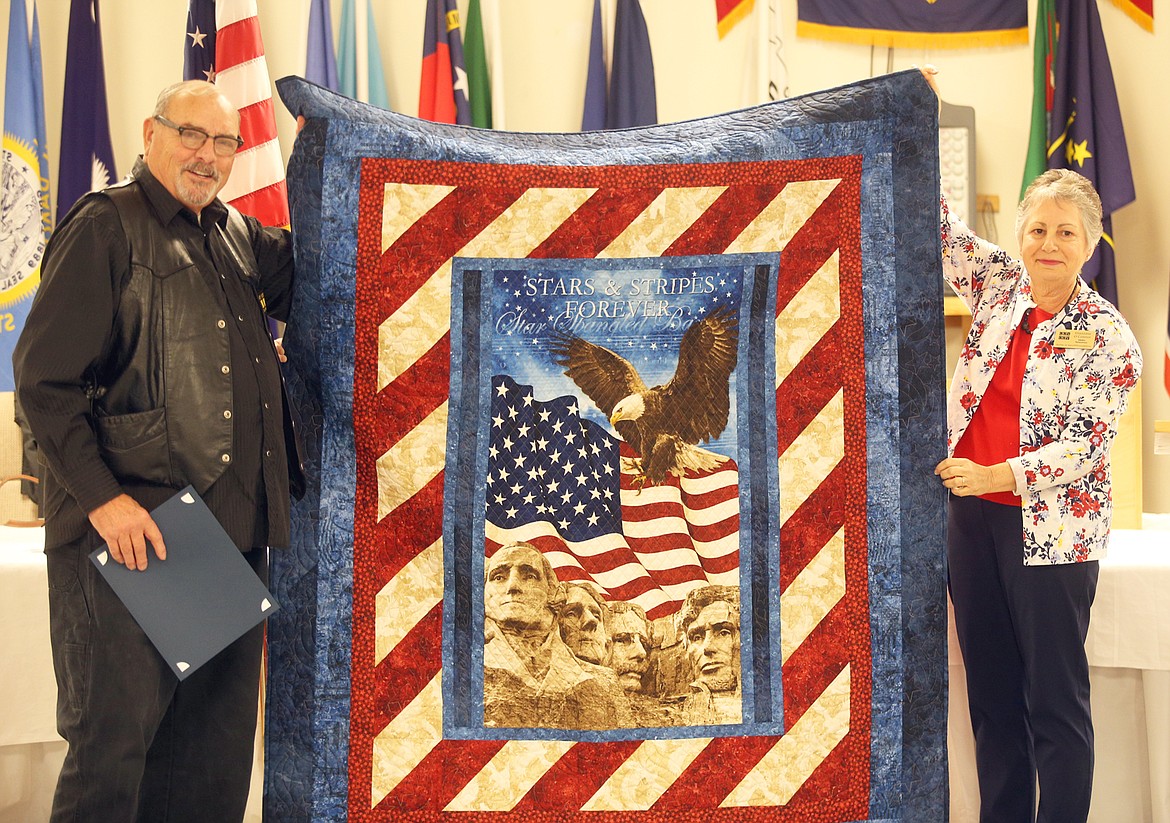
339, 0, 390, 109
1, 0, 51, 391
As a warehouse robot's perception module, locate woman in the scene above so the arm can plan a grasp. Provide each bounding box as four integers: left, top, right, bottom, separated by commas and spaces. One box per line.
936, 168, 1142, 822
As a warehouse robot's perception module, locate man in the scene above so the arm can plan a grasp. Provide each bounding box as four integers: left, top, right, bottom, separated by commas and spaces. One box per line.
606, 601, 652, 692
606, 600, 674, 727
13, 80, 300, 821
676, 585, 742, 725
559, 580, 608, 664
482, 542, 631, 729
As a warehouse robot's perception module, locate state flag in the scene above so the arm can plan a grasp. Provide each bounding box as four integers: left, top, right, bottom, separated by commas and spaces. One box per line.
607, 0, 657, 129
58, 0, 118, 217
716, 0, 755, 39
419, 0, 471, 124
1108, 0, 1153, 31
1, 0, 50, 391
1023, 0, 1134, 305
797, 0, 1027, 48
581, 0, 607, 131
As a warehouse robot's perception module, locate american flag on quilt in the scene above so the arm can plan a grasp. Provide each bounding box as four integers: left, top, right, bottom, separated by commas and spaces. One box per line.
266, 71, 948, 821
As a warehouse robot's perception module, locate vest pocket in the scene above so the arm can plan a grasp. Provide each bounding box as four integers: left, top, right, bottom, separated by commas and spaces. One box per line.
94, 407, 171, 485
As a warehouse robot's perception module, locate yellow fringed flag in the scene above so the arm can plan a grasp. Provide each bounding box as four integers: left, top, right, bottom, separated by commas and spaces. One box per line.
796, 0, 1028, 49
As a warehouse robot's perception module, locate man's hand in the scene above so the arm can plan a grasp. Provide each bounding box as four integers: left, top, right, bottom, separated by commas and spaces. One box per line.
88, 494, 166, 571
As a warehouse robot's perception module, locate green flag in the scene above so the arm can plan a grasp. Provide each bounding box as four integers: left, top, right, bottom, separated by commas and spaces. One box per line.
465, 0, 492, 128
1021, 0, 1055, 195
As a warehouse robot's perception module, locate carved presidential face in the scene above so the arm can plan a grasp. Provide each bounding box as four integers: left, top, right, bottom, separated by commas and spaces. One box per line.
684, 599, 740, 692
560, 586, 607, 664
608, 609, 651, 691
484, 545, 554, 631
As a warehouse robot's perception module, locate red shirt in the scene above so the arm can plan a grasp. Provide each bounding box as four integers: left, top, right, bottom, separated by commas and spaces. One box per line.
953, 306, 1054, 506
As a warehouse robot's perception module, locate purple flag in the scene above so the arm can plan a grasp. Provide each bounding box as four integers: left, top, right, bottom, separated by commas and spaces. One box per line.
606, 0, 656, 129
581, 0, 607, 131
57, 0, 117, 217
797, 0, 1027, 48
1045, 0, 1134, 306
306, 0, 340, 92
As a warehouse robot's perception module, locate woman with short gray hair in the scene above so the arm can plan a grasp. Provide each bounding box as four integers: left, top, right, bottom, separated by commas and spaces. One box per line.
936, 163, 1141, 822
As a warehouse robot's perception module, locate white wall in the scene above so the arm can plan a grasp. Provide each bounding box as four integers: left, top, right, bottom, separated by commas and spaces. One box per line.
3, 0, 1168, 512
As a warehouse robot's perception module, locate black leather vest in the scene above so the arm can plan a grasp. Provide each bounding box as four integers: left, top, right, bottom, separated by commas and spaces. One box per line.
86, 179, 260, 494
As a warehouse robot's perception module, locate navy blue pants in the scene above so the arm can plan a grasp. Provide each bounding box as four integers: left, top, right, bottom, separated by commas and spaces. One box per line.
948, 495, 1099, 823
45, 532, 266, 823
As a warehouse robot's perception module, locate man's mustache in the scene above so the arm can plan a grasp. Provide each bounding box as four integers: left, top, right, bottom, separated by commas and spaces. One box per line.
182, 161, 221, 182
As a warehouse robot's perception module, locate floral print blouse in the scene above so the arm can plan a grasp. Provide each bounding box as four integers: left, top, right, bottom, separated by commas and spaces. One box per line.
941, 199, 1142, 565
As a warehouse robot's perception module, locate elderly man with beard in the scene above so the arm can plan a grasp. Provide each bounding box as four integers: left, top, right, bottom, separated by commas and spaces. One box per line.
13, 80, 299, 821
483, 543, 630, 729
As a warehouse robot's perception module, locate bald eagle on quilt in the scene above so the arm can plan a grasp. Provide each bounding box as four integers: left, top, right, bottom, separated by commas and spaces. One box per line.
266, 71, 948, 821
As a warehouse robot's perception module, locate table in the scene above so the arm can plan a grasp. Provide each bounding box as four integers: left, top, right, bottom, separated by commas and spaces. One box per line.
949, 520, 1170, 823
0, 527, 264, 823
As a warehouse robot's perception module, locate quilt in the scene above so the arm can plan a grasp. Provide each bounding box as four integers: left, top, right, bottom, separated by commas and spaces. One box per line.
267, 71, 948, 822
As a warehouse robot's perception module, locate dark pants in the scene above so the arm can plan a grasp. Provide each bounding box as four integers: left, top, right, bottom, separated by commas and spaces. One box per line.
46, 533, 267, 823
948, 494, 1099, 823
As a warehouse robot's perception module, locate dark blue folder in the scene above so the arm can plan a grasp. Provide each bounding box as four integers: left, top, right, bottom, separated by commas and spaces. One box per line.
89, 486, 278, 680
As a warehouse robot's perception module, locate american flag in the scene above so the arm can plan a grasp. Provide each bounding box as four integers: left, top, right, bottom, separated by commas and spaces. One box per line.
184, 0, 289, 227
484, 375, 739, 621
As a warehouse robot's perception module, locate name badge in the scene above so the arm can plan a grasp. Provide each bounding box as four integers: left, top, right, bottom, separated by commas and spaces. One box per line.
1054, 329, 1094, 349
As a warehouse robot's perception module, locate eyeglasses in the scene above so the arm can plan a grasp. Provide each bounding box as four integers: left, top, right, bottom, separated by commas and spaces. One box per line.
153, 115, 244, 157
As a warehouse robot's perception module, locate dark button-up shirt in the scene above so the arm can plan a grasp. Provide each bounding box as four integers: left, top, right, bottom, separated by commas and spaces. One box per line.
14, 159, 295, 550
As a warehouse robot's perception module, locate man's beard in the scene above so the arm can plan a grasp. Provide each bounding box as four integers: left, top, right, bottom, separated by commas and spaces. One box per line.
175, 161, 221, 208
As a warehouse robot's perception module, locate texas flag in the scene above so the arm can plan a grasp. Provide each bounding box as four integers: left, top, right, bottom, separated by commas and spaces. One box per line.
419, 0, 471, 124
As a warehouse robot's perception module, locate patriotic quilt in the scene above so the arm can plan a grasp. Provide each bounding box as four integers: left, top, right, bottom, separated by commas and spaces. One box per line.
268, 71, 948, 821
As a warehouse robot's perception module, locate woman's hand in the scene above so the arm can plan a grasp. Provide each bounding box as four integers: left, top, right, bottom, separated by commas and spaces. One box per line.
917, 64, 941, 116
935, 457, 1016, 497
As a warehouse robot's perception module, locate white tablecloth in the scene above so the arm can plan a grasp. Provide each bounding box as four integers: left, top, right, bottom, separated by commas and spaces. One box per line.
949, 523, 1170, 823
0, 527, 263, 823
0, 526, 62, 823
